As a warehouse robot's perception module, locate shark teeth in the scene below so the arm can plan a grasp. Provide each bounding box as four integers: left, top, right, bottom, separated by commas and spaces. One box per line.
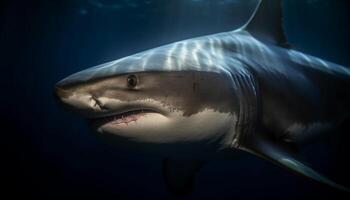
93, 109, 154, 126
111, 113, 144, 125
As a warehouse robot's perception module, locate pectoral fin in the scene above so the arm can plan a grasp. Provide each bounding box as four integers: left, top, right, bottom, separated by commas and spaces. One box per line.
241, 135, 349, 192
162, 158, 204, 196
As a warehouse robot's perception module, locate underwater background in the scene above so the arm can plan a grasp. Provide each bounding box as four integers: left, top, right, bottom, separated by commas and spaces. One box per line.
1, 0, 350, 199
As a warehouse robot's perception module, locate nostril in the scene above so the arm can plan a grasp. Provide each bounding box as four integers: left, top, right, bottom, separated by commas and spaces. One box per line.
92, 96, 108, 110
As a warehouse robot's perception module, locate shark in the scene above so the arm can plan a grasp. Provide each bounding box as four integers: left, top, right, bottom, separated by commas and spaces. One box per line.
55, 0, 350, 196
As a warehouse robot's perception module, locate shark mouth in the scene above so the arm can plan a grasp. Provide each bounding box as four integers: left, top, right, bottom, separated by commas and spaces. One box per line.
89, 109, 156, 126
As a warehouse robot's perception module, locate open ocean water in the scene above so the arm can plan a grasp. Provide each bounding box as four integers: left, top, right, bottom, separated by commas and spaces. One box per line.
1, 0, 350, 199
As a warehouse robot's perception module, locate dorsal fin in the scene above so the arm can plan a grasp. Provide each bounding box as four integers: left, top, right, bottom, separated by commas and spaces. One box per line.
243, 0, 289, 47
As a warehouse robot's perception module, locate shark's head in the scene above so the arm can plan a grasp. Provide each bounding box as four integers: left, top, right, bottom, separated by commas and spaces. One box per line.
55, 36, 241, 156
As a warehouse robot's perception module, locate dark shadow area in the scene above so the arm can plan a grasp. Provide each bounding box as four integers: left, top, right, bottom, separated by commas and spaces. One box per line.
1, 0, 350, 199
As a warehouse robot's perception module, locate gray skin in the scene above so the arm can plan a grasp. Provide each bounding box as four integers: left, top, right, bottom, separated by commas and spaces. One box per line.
56, 71, 240, 157
55, 0, 350, 196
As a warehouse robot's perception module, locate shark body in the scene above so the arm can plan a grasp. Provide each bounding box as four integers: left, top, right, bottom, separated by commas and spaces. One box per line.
55, 0, 350, 195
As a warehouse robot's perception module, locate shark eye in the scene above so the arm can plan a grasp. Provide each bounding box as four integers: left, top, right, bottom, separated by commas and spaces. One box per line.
127, 74, 138, 88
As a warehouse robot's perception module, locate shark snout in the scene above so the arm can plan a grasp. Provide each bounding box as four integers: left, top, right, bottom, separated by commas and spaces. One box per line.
54, 85, 69, 99
54, 83, 104, 118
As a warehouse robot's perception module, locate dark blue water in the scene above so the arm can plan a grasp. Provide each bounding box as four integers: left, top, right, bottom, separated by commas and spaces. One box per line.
2, 0, 350, 199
